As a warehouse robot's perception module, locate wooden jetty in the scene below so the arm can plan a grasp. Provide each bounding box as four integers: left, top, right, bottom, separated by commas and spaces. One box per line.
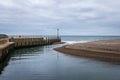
0, 34, 61, 62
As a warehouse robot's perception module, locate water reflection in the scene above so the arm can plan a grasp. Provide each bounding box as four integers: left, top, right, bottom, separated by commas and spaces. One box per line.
0, 44, 120, 80
11, 46, 46, 60
0, 51, 13, 74
0, 46, 46, 74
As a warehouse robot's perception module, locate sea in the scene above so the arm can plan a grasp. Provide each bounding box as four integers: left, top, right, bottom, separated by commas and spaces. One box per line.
0, 36, 120, 80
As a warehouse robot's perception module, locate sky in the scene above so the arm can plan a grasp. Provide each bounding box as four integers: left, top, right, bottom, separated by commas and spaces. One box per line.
0, 0, 120, 35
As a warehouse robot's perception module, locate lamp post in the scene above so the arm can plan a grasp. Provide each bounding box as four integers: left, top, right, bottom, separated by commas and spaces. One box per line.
57, 28, 59, 39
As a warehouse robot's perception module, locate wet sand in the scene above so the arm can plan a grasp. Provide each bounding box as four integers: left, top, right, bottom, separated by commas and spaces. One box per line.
54, 39, 120, 62
53, 42, 65, 44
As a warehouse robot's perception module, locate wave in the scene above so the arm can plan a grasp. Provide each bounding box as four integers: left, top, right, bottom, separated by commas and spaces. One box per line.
63, 41, 88, 44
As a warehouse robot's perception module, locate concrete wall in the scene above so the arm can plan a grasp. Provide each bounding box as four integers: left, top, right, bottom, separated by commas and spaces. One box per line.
0, 42, 14, 62
0, 38, 9, 44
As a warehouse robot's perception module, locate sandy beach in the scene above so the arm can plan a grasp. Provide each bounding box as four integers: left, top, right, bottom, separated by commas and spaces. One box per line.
54, 39, 120, 62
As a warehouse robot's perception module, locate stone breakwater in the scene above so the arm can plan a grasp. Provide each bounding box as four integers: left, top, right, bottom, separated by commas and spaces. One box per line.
0, 36, 61, 62
0, 42, 14, 62
54, 39, 120, 62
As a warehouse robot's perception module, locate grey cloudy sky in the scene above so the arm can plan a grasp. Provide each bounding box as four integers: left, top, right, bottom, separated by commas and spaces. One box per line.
0, 0, 120, 35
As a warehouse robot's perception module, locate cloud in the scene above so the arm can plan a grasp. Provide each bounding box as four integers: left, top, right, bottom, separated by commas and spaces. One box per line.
0, 0, 120, 35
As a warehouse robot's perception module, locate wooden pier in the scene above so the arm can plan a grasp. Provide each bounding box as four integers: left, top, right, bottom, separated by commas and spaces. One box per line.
0, 35, 61, 62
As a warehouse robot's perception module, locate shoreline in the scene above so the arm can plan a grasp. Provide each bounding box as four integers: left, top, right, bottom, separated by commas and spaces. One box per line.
54, 39, 120, 62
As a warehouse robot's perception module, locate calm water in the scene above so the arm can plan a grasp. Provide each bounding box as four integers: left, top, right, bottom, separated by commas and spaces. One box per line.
0, 36, 120, 80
